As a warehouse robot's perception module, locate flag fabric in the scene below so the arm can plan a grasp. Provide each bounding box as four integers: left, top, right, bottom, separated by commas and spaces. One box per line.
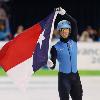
0, 23, 42, 72
0, 23, 43, 91
0, 11, 58, 90
32, 12, 57, 72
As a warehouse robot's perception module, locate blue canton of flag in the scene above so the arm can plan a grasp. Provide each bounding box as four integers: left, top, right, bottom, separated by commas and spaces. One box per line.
32, 12, 56, 72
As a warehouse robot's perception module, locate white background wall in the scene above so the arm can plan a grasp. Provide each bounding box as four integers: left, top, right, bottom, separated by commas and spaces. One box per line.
0, 41, 100, 70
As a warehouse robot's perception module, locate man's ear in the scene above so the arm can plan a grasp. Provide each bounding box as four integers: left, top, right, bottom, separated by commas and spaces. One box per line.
58, 30, 60, 35
69, 29, 71, 34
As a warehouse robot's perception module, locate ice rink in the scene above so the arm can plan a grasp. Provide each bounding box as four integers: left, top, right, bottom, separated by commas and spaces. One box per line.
0, 76, 100, 100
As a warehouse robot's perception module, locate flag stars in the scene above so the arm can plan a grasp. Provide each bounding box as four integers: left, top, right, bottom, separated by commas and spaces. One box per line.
37, 30, 45, 49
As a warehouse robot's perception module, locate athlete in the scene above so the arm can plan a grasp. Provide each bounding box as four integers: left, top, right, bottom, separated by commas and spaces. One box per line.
47, 8, 83, 100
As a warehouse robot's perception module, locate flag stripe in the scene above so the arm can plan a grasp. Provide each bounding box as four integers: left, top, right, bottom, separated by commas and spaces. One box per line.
0, 23, 43, 72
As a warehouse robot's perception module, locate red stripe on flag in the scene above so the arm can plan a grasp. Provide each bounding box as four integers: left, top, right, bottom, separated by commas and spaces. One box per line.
0, 23, 43, 72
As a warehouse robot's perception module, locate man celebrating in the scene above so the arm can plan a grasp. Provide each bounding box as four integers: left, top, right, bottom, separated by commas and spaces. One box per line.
47, 8, 83, 100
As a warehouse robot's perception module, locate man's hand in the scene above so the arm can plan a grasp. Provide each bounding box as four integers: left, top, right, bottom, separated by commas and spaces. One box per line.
47, 59, 54, 68
55, 7, 66, 15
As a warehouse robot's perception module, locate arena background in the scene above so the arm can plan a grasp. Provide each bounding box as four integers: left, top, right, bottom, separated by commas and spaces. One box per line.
0, 0, 100, 100
3, 0, 100, 35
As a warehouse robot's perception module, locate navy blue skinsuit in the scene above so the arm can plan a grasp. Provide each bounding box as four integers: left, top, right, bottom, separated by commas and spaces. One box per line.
50, 13, 83, 100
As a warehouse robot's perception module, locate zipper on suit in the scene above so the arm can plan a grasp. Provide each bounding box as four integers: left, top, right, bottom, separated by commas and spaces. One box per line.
67, 42, 72, 72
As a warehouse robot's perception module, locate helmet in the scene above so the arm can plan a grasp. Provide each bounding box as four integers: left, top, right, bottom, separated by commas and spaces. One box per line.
57, 20, 71, 30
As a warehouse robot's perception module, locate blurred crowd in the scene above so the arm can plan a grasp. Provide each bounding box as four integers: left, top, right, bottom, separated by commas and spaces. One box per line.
0, 3, 11, 41
0, 3, 100, 42
0, 3, 24, 41
77, 26, 100, 42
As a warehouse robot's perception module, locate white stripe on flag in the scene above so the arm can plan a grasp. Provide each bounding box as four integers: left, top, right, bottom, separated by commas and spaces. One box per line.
48, 11, 59, 57
7, 56, 33, 92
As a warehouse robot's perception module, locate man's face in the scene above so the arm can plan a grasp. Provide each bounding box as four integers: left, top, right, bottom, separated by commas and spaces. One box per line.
59, 28, 70, 38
